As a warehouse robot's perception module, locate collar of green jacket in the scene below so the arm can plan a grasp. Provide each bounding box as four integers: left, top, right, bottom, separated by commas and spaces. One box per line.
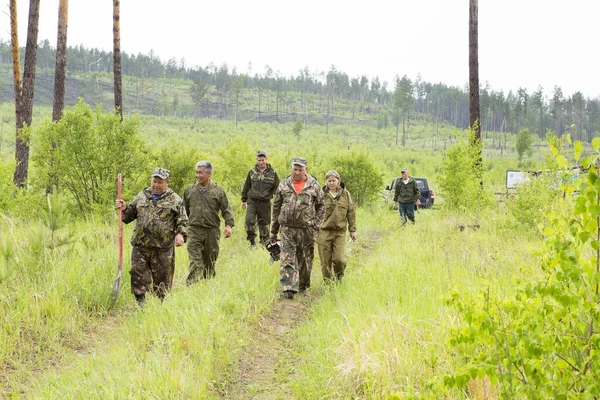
283, 173, 319, 189
143, 187, 174, 199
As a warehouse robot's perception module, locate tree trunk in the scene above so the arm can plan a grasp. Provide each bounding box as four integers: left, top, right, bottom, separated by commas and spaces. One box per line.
469, 0, 482, 187
113, 0, 123, 121
9, 0, 23, 139
13, 0, 40, 187
52, 0, 69, 122
469, 0, 480, 140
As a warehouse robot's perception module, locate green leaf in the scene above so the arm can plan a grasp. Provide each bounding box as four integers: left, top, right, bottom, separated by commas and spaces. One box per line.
555, 155, 568, 169
574, 141, 584, 160
590, 205, 600, 217
593, 137, 600, 152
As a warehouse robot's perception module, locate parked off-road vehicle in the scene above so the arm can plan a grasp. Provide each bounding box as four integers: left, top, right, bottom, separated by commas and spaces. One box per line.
384, 177, 435, 208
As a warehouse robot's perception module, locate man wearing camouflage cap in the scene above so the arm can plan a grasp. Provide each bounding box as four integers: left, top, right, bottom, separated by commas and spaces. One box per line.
116, 167, 188, 305
271, 156, 325, 299
241, 150, 280, 248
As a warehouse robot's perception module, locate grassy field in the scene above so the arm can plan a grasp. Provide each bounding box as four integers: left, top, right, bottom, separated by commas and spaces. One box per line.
0, 106, 558, 398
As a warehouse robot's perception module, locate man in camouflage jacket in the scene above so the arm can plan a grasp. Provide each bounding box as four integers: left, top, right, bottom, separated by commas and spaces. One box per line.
271, 156, 325, 299
184, 161, 234, 284
241, 150, 280, 248
116, 167, 188, 305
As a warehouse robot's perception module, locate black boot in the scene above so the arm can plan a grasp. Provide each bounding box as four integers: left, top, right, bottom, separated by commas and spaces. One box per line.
134, 293, 145, 306
249, 238, 257, 249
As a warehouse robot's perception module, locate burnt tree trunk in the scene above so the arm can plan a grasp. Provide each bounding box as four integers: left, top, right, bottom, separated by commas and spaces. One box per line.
469, 0, 480, 139
469, 0, 482, 186
113, 0, 123, 121
14, 0, 40, 187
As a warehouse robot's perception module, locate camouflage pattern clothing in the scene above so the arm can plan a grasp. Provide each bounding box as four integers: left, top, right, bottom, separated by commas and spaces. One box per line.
317, 183, 356, 282
271, 174, 325, 293
183, 182, 234, 283
130, 246, 174, 298
122, 188, 188, 296
241, 163, 279, 244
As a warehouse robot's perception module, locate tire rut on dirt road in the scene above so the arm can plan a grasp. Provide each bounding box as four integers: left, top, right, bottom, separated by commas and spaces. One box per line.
225, 294, 314, 400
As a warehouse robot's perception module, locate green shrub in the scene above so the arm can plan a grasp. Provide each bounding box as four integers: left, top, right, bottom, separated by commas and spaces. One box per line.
330, 149, 382, 206
214, 137, 253, 196
438, 127, 494, 212
444, 139, 600, 397
33, 100, 149, 214
506, 172, 562, 230
153, 145, 207, 196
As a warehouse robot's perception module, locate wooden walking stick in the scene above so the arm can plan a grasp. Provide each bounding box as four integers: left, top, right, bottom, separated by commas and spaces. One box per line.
112, 174, 123, 302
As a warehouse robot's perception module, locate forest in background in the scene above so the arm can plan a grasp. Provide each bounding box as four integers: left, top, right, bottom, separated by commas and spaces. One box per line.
0, 40, 599, 141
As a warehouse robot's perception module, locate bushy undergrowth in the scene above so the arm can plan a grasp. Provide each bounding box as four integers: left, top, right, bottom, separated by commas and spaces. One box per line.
330, 148, 383, 206
32, 100, 149, 214
505, 172, 563, 230
438, 127, 495, 213
445, 140, 600, 398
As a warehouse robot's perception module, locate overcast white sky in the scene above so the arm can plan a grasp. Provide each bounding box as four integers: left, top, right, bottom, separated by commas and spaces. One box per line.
2, 0, 599, 98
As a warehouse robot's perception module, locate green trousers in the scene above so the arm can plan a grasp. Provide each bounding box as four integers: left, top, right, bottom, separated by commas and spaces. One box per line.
317, 229, 347, 282
186, 226, 220, 284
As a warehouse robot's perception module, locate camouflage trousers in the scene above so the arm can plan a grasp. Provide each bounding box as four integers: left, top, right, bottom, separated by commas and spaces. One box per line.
279, 226, 316, 293
186, 226, 220, 284
245, 199, 271, 244
317, 229, 347, 282
130, 245, 175, 299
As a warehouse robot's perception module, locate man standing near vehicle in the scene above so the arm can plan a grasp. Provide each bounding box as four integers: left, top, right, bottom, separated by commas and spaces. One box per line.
115, 167, 187, 305
271, 156, 325, 299
393, 168, 421, 225
241, 150, 280, 248
184, 161, 234, 284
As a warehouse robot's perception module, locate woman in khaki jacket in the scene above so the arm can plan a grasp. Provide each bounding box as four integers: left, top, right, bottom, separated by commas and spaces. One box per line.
317, 170, 357, 283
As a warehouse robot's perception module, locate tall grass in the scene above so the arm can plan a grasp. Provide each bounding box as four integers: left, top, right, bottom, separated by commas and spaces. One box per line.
1, 208, 283, 397
291, 206, 543, 398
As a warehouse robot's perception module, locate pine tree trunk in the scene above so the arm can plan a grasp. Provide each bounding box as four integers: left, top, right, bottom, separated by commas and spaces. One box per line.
14, 0, 40, 187
113, 0, 123, 121
469, 0, 480, 140
52, 0, 68, 122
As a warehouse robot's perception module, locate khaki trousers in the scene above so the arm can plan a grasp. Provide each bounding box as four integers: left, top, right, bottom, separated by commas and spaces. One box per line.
317, 229, 347, 281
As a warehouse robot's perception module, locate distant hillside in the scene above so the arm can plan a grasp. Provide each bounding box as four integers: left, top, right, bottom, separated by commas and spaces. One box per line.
1, 41, 599, 141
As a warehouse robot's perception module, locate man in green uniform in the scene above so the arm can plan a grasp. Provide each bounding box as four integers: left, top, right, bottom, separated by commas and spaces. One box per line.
393, 168, 421, 225
184, 160, 234, 284
270, 156, 325, 299
241, 150, 280, 248
116, 167, 188, 305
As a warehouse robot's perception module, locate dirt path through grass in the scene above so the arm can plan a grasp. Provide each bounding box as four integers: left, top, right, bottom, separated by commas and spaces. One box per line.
226, 228, 386, 399
225, 292, 315, 399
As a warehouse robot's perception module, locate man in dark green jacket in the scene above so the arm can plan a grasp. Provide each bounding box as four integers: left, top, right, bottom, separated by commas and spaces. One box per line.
393, 168, 421, 225
241, 150, 280, 248
184, 161, 234, 284
116, 167, 188, 304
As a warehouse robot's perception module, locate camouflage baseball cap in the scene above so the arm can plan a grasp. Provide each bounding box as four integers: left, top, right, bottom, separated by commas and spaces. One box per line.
292, 156, 307, 167
256, 150, 267, 157
151, 167, 170, 180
